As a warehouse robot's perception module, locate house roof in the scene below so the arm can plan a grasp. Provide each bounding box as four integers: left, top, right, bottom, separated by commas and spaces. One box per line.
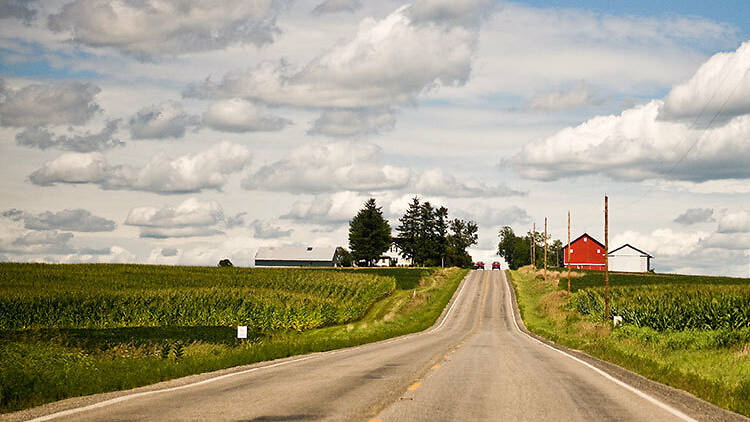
255, 246, 337, 261
608, 243, 653, 258
562, 232, 605, 249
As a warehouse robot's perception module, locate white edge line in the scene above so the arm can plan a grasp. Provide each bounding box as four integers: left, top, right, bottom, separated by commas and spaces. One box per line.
27, 270, 476, 422
501, 271, 698, 422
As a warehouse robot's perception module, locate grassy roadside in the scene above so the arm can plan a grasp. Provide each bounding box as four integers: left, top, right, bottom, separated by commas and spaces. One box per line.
508, 268, 750, 417
0, 267, 468, 413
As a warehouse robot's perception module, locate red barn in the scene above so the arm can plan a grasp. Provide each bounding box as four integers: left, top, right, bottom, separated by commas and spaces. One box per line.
562, 233, 606, 270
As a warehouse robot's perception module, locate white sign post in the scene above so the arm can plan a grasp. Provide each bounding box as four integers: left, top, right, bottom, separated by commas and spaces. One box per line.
237, 325, 247, 339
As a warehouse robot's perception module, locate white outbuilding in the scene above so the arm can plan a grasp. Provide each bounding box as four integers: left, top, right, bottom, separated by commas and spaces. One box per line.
607, 244, 653, 273
254, 246, 338, 267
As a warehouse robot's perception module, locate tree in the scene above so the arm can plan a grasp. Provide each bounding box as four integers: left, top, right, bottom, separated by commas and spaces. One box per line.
446, 218, 478, 268
497, 226, 563, 270
435, 206, 449, 267
396, 196, 421, 265
334, 247, 354, 267
497, 226, 529, 270
348, 198, 392, 267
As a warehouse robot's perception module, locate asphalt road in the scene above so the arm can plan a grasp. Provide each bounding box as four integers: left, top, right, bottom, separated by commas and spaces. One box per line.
14, 270, 747, 422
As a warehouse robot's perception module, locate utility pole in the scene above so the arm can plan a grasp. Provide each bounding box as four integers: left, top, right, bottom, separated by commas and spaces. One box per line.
532, 222, 536, 268
544, 217, 548, 280
605, 195, 610, 321
567, 211, 571, 296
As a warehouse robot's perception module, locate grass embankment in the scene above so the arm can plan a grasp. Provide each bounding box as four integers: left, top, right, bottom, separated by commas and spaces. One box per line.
508, 267, 750, 417
0, 264, 468, 413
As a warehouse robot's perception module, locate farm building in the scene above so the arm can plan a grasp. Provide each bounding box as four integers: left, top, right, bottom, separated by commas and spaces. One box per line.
374, 241, 410, 267
608, 244, 653, 273
254, 246, 338, 267
562, 233, 606, 270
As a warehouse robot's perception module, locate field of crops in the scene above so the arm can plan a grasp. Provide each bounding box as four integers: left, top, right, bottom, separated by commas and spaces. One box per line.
0, 264, 464, 413
564, 271, 750, 331
0, 263, 396, 332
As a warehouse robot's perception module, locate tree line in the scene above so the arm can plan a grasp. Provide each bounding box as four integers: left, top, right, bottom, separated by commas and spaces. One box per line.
496, 226, 563, 270
343, 197, 478, 268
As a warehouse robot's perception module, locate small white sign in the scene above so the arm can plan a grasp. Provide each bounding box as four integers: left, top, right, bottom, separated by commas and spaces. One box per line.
613, 316, 623, 327
237, 325, 248, 339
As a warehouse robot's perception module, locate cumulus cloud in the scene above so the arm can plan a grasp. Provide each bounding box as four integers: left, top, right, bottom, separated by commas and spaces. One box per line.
29, 152, 109, 185
1, 230, 75, 254
0, 80, 101, 127
125, 197, 226, 238
2, 208, 116, 232
16, 120, 123, 152
251, 220, 292, 238
660, 41, 750, 123
47, 0, 284, 58
184, 1, 485, 108
281, 191, 365, 227
412, 168, 525, 198
674, 208, 714, 225
30, 141, 251, 193
514, 100, 750, 182
527, 81, 602, 112
0, 0, 37, 24
242, 141, 410, 193
242, 141, 515, 197
612, 228, 705, 258
514, 42, 750, 182
307, 108, 395, 137
312, 0, 361, 15
717, 211, 750, 233
202, 98, 290, 132
129, 101, 199, 139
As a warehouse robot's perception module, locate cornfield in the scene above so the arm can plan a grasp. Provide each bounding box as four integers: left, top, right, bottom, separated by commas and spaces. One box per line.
572, 285, 750, 331
0, 263, 396, 332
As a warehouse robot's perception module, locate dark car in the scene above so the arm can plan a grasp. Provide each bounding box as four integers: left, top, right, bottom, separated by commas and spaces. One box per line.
474, 261, 485, 270
492, 261, 501, 270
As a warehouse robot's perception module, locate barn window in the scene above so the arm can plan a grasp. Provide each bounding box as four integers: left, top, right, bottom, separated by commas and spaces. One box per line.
597, 249, 600, 253
584, 237, 587, 242
570, 249, 573, 253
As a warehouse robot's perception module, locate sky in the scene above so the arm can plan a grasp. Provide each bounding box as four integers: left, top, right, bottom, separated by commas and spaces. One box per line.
1, 0, 749, 276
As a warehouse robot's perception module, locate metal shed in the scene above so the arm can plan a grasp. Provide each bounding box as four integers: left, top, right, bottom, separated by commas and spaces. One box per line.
254, 246, 338, 267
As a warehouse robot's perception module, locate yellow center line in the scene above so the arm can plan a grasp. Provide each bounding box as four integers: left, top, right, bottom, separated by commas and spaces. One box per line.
431, 363, 440, 370
407, 381, 421, 391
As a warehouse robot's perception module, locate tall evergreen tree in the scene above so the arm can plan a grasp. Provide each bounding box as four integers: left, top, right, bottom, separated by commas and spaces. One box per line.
348, 198, 392, 266
396, 196, 421, 265
435, 206, 449, 267
418, 201, 437, 266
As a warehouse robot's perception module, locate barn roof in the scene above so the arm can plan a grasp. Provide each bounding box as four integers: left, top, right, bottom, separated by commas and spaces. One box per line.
255, 246, 337, 261
608, 243, 653, 258
562, 232, 605, 249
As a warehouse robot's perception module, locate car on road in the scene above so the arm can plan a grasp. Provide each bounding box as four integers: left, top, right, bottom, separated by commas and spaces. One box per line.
492, 262, 501, 270
474, 261, 485, 270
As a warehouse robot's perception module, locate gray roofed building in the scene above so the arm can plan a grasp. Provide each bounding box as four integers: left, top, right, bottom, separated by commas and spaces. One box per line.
254, 246, 339, 267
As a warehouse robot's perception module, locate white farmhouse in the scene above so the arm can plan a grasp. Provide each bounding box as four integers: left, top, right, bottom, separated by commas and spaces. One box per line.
374, 242, 403, 267
608, 244, 653, 273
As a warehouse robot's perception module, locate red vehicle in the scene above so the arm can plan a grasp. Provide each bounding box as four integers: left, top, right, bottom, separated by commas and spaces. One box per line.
491, 261, 501, 270
474, 261, 485, 270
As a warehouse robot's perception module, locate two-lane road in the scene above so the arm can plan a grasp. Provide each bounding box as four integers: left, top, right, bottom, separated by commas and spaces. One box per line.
17, 270, 746, 421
